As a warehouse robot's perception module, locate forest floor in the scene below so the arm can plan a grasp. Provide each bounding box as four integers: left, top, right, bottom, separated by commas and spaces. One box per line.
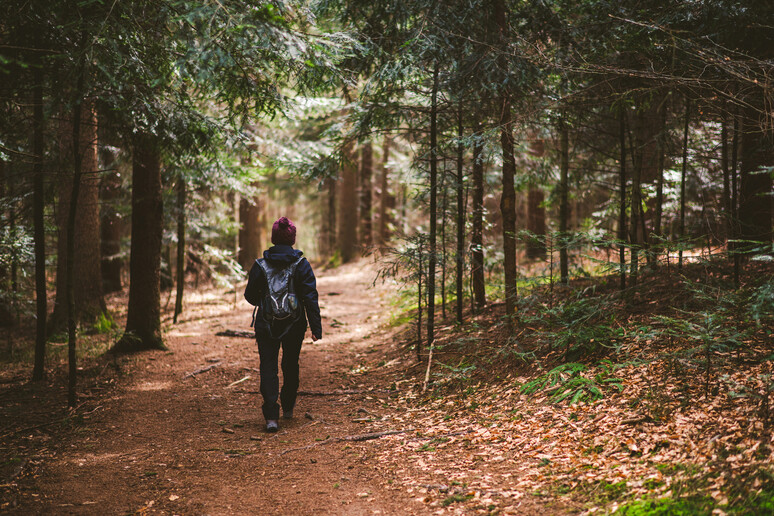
1, 258, 773, 515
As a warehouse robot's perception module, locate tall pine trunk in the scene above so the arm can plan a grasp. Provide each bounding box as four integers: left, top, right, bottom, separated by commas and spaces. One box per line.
559, 115, 569, 286
359, 141, 373, 248
100, 155, 124, 293
471, 122, 486, 310
377, 136, 393, 247
173, 178, 186, 324
66, 66, 87, 407
455, 105, 465, 323
653, 100, 667, 270
738, 104, 773, 248
679, 97, 691, 271
32, 55, 47, 381
337, 141, 359, 263
427, 64, 439, 350
238, 186, 262, 270
53, 102, 105, 331
494, 0, 518, 322
618, 108, 627, 290
114, 133, 165, 352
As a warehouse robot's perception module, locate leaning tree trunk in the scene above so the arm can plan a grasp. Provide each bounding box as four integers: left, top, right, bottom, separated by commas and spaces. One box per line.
31, 56, 47, 381
679, 97, 691, 271
52, 102, 105, 331
471, 121, 486, 310
427, 64, 439, 350
113, 133, 165, 352
359, 141, 373, 248
337, 141, 359, 263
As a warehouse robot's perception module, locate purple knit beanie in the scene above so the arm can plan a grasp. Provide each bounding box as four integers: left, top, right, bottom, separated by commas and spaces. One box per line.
271, 217, 296, 246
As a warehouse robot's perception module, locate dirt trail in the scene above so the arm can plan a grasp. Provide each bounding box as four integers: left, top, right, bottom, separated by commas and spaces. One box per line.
7, 261, 426, 515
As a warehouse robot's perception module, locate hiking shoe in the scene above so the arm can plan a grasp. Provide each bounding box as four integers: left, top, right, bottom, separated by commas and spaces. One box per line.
266, 420, 279, 433
283, 408, 294, 419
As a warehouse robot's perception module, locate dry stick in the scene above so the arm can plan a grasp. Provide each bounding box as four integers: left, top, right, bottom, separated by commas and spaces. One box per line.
297, 389, 386, 396
422, 343, 434, 393
184, 362, 221, 379
279, 428, 415, 455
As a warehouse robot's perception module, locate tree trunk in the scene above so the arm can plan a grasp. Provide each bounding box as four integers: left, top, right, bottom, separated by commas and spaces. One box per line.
52, 102, 105, 331
471, 121, 486, 310
427, 64, 439, 349
455, 105, 465, 323
337, 141, 359, 263
66, 65, 87, 407
559, 115, 569, 285
359, 140, 373, 248
679, 97, 690, 271
32, 59, 47, 381
618, 108, 627, 290
652, 100, 667, 270
377, 136, 393, 247
441, 161, 448, 321
494, 0, 518, 322
238, 186, 262, 270
630, 109, 645, 287
721, 115, 731, 244
174, 178, 186, 324
320, 176, 336, 258
113, 133, 165, 352
526, 189, 546, 260
731, 111, 741, 284
738, 105, 773, 248
100, 155, 124, 293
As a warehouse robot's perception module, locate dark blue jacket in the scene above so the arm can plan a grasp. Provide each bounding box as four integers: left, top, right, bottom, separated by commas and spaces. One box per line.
244, 245, 322, 339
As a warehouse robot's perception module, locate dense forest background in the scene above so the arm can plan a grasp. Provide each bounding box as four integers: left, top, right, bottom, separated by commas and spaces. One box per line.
1, 1, 772, 400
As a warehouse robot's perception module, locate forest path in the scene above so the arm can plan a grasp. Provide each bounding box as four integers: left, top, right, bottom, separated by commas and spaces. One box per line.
22, 260, 427, 515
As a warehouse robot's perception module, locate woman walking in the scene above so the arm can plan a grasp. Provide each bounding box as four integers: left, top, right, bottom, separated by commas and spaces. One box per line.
244, 217, 322, 432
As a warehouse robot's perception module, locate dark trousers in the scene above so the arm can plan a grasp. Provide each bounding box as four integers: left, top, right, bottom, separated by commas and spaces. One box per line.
256, 322, 305, 421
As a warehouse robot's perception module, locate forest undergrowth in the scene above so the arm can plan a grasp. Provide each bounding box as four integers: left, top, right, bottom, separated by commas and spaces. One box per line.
371, 258, 774, 514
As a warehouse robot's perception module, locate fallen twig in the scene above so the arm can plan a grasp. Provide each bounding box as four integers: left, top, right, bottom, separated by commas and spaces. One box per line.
184, 362, 221, 379
297, 389, 388, 396
216, 330, 254, 339
279, 428, 415, 455
422, 343, 434, 393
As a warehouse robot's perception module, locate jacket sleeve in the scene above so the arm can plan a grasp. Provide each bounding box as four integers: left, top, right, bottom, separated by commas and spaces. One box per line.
296, 258, 322, 338
244, 261, 263, 306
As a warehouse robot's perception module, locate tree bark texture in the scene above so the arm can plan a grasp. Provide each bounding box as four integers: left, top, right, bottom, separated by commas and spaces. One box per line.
114, 133, 165, 352
679, 97, 691, 270
471, 124, 486, 310
174, 178, 186, 324
427, 64, 439, 349
494, 0, 518, 321
53, 102, 105, 330
526, 189, 546, 260
337, 141, 359, 263
359, 141, 373, 248
238, 186, 262, 270
32, 59, 47, 381
455, 106, 465, 323
618, 109, 627, 290
559, 116, 569, 285
100, 156, 124, 293
377, 136, 394, 247
320, 176, 337, 258
738, 105, 773, 247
